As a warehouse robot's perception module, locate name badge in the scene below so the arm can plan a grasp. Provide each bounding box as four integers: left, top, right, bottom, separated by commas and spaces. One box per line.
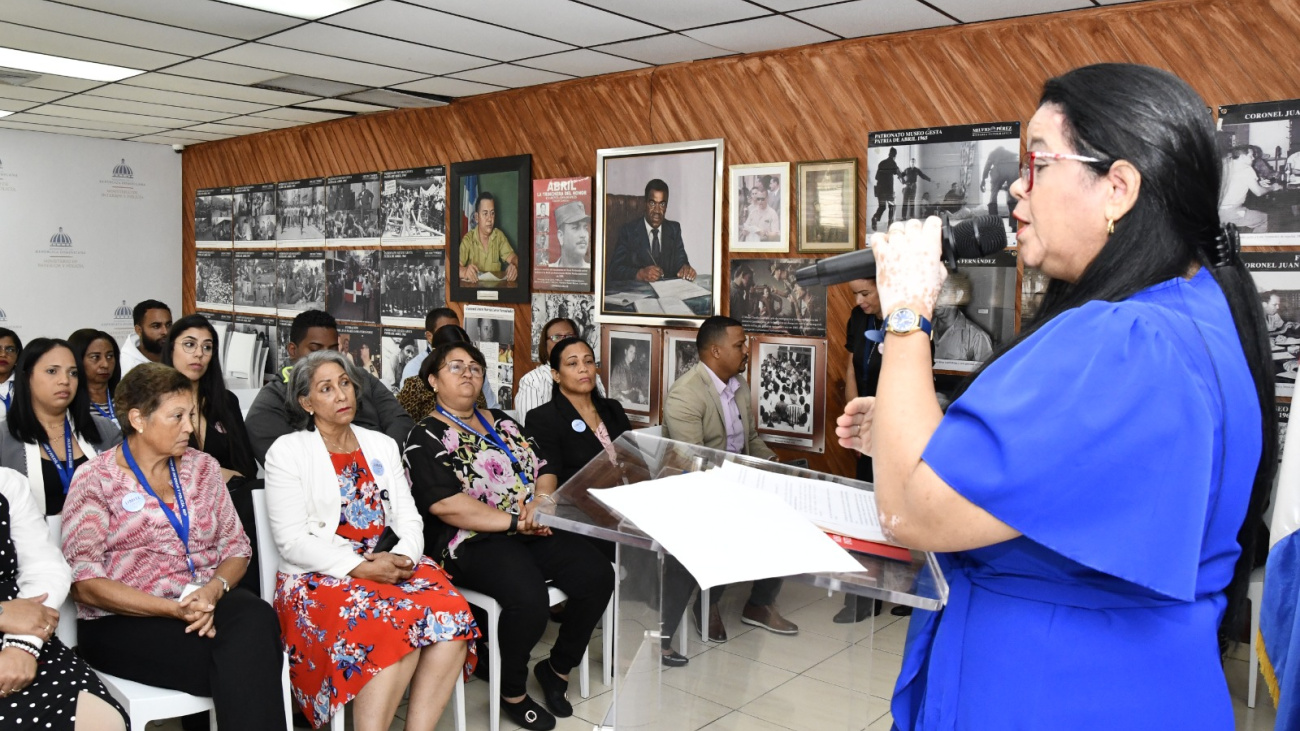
371, 459, 385, 476
122, 493, 146, 512
571, 419, 587, 433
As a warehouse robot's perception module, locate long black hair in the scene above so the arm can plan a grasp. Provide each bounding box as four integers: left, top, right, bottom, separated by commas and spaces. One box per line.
548, 336, 626, 435
161, 314, 256, 478
7, 338, 102, 445
968, 64, 1276, 641
67, 328, 121, 403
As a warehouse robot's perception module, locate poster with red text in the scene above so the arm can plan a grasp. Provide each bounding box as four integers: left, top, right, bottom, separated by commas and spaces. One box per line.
531, 177, 592, 293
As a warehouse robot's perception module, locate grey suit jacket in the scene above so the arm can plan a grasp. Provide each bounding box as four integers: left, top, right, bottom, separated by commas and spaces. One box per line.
0, 415, 122, 514
662, 362, 775, 460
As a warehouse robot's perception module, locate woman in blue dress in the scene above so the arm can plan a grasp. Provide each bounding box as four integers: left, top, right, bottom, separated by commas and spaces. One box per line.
837, 63, 1277, 729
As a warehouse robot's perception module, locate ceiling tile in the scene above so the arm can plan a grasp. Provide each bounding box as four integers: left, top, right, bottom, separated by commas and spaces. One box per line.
86, 86, 273, 115
791, 0, 957, 37
162, 59, 284, 86
0, 0, 242, 56
260, 23, 491, 76
329, 1, 573, 62
23, 75, 103, 93
0, 120, 130, 139
0, 98, 39, 113
184, 121, 271, 135
519, 49, 648, 77
223, 115, 304, 130
0, 85, 69, 103
58, 95, 232, 123
294, 99, 385, 113
593, 34, 735, 65
0, 22, 186, 71
5, 112, 166, 135
684, 15, 837, 53
55, 0, 303, 40
449, 64, 572, 88
408, 0, 660, 46
589, 0, 767, 31
207, 43, 427, 87
757, 0, 847, 10
249, 107, 350, 123
35, 104, 193, 128
147, 129, 231, 141
123, 72, 318, 106
127, 134, 214, 145
392, 77, 506, 98
924, 0, 1090, 22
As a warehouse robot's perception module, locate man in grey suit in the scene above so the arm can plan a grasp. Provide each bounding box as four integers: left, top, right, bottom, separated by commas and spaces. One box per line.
607, 179, 697, 283
662, 316, 798, 642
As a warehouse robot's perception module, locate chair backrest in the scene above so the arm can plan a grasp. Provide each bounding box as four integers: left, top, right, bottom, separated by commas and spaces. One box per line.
225, 331, 257, 381
251, 489, 280, 600
45, 516, 79, 647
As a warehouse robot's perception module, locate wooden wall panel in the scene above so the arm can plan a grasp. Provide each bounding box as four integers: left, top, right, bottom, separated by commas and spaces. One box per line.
182, 0, 1300, 478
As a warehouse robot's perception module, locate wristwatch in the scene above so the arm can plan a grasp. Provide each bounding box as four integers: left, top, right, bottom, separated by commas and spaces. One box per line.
215, 576, 230, 594
885, 308, 933, 338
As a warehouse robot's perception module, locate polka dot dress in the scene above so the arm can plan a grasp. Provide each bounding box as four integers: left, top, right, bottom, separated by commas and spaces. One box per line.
0, 494, 126, 729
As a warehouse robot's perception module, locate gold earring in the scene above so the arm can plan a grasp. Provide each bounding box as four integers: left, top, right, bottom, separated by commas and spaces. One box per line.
1106, 219, 1115, 236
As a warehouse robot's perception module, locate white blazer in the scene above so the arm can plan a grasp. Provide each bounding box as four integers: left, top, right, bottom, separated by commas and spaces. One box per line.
0, 467, 71, 651
20, 433, 102, 516
264, 425, 423, 579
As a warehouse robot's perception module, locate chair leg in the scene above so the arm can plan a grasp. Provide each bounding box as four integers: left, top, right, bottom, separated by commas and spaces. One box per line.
489, 604, 502, 731
678, 607, 689, 655
1250, 592, 1262, 709
454, 672, 467, 731
601, 596, 614, 688
282, 655, 293, 731
209, 708, 218, 730
699, 587, 710, 643
579, 648, 590, 699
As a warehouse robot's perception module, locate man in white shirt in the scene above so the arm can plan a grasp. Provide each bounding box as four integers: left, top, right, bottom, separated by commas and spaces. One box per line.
741, 187, 781, 242
119, 300, 172, 376
400, 306, 499, 408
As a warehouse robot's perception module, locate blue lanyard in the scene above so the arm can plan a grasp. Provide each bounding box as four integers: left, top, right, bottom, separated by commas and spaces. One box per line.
38, 417, 76, 494
0, 388, 10, 412
121, 440, 194, 576
436, 406, 527, 481
91, 392, 116, 422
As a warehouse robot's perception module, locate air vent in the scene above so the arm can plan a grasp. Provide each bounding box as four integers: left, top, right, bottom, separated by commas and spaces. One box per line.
251, 74, 366, 98
0, 67, 39, 86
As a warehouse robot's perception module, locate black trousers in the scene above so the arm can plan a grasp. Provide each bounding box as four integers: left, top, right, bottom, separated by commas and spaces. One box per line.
705, 577, 782, 608
447, 532, 614, 698
77, 589, 287, 731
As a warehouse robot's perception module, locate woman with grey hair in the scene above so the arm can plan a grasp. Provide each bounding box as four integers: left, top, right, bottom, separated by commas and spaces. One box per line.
263, 351, 479, 731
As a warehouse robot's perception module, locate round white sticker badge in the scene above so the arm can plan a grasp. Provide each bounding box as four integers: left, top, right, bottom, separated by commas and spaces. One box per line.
571, 419, 586, 433
122, 493, 146, 512
370, 459, 385, 477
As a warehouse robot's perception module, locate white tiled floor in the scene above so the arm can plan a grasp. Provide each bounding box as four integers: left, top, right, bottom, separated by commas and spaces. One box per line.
145, 580, 1279, 730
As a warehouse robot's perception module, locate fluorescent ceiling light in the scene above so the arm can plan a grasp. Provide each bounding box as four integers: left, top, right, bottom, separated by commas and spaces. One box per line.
253, 74, 365, 97
0, 48, 142, 82
221, 0, 376, 20
0, 111, 12, 119
342, 89, 448, 109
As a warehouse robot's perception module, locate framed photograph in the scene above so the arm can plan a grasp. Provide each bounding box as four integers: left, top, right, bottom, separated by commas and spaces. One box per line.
380, 248, 446, 327
729, 162, 790, 253
463, 304, 516, 408
326, 173, 382, 247
276, 178, 326, 247
796, 159, 857, 253
275, 250, 325, 317
531, 293, 599, 363
596, 139, 723, 326
661, 327, 700, 398
233, 250, 277, 316
532, 177, 593, 292
195, 249, 233, 311
1218, 100, 1300, 246
233, 183, 276, 247
1244, 252, 1300, 397
932, 250, 1018, 373
381, 166, 446, 246
381, 326, 424, 394
729, 258, 826, 336
449, 155, 532, 304
194, 187, 233, 248
326, 249, 381, 324
601, 325, 662, 426
749, 334, 827, 453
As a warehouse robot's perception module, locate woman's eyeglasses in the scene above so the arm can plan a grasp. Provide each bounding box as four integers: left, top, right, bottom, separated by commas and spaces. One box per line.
1019, 151, 1104, 192
547, 332, 576, 342
178, 340, 214, 355
442, 360, 485, 379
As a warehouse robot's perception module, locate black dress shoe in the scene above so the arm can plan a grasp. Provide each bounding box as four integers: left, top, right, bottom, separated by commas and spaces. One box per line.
532, 660, 573, 717
833, 598, 883, 623
660, 648, 689, 667
891, 605, 913, 617
502, 695, 556, 731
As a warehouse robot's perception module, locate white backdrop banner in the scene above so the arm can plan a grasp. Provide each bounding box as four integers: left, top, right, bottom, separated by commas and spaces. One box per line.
0, 129, 181, 347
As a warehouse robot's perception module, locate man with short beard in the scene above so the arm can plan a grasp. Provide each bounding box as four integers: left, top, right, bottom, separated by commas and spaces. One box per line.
120, 299, 171, 375
550, 201, 591, 269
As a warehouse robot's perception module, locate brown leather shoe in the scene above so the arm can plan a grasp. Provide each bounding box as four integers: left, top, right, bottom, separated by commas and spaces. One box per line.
692, 602, 728, 643
740, 603, 798, 635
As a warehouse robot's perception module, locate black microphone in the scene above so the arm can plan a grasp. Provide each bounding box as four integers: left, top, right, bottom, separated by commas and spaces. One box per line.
794, 215, 1009, 287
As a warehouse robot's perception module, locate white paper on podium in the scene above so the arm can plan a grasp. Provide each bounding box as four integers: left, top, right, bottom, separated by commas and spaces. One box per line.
589, 472, 865, 590
717, 461, 886, 543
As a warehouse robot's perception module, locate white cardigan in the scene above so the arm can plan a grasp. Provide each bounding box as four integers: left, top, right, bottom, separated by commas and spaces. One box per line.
264, 425, 423, 579
0, 467, 71, 651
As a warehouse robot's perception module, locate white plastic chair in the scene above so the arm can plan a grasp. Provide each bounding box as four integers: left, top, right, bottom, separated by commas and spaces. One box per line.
1248, 565, 1265, 708
48, 517, 222, 731
252, 490, 467, 731
224, 331, 257, 382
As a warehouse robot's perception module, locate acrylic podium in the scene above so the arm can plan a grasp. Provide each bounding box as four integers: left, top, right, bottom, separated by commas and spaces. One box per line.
536, 431, 948, 731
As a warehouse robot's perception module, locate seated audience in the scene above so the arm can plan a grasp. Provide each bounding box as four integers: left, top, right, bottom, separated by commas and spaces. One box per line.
61, 363, 285, 730
396, 325, 487, 421
0, 338, 120, 515
0, 328, 22, 421
514, 318, 604, 425
0, 467, 126, 730
404, 342, 614, 731
68, 330, 121, 427
525, 337, 691, 667
398, 308, 499, 413
160, 314, 262, 594
662, 316, 797, 641
246, 309, 413, 464
264, 350, 478, 731
120, 300, 172, 375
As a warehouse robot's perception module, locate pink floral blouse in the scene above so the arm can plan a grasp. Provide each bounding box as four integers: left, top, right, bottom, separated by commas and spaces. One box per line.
61, 446, 252, 619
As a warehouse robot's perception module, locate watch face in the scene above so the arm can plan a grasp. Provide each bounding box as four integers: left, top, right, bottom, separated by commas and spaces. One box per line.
889, 309, 917, 331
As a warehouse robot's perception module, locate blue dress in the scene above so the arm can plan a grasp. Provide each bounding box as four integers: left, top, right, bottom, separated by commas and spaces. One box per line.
893, 268, 1262, 729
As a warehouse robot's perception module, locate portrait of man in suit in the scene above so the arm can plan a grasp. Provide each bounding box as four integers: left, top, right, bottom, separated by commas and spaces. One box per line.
607, 179, 698, 283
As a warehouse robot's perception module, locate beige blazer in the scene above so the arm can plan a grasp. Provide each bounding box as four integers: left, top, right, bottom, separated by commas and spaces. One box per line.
662, 362, 775, 460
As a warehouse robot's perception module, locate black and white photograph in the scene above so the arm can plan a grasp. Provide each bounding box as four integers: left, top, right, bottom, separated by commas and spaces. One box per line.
1278, 401, 1290, 462
233, 182, 276, 246
381, 248, 445, 327
730, 163, 790, 254
326, 172, 382, 247
275, 317, 292, 378
750, 335, 827, 453
795, 159, 856, 253
233, 250, 277, 315
463, 304, 515, 407
662, 328, 700, 396
381, 166, 446, 245
326, 249, 382, 324
607, 333, 652, 411
1217, 99, 1300, 246
231, 314, 278, 385
449, 155, 532, 305
276, 177, 327, 246
195, 249, 233, 310
275, 249, 326, 316
381, 326, 423, 394
338, 323, 383, 381
1244, 251, 1300, 397
729, 258, 827, 336
1020, 265, 1050, 325
531, 293, 599, 363
933, 251, 1019, 373
195, 186, 233, 247
867, 122, 1021, 237
597, 140, 723, 325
